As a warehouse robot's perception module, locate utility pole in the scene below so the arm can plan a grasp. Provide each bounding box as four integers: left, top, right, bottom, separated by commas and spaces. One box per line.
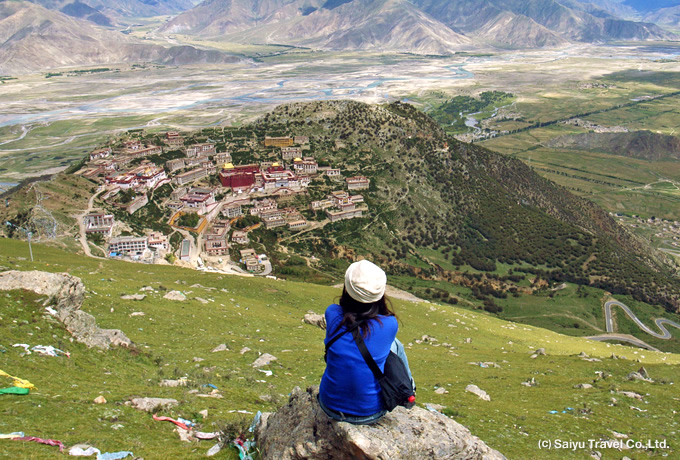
26, 230, 33, 262
5, 222, 34, 262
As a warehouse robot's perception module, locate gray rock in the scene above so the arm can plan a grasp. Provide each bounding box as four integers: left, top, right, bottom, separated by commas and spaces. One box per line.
303, 313, 326, 330
465, 384, 491, 401
617, 391, 643, 400
212, 344, 229, 353
255, 386, 505, 460
163, 290, 186, 301
535, 348, 546, 356
128, 397, 178, 413
252, 353, 277, 368
195, 297, 209, 304
159, 379, 187, 387
627, 372, 653, 383
574, 383, 593, 389
0, 270, 132, 350
121, 294, 146, 301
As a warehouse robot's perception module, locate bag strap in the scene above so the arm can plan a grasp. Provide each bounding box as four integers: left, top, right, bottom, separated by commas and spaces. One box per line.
324, 321, 362, 362
351, 327, 385, 380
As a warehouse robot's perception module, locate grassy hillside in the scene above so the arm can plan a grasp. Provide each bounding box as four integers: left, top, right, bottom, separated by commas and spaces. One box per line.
254, 101, 680, 316
1, 239, 679, 459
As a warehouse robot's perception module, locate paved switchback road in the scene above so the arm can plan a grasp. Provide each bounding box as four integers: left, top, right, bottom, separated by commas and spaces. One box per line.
603, 299, 680, 340
586, 299, 680, 351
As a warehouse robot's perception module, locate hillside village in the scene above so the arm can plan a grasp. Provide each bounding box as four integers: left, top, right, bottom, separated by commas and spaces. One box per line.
75, 130, 371, 275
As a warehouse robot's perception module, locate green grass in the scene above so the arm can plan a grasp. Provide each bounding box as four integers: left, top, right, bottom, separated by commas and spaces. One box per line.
1, 239, 679, 459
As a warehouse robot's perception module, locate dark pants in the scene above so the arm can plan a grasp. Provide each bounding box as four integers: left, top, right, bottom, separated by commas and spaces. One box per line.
317, 394, 387, 425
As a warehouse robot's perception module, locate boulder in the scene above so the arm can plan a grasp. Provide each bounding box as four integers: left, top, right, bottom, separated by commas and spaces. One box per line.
465, 384, 491, 401
627, 372, 653, 383
0, 270, 132, 350
252, 353, 277, 368
160, 379, 187, 387
521, 377, 538, 387
212, 344, 229, 353
128, 397, 178, 413
255, 386, 505, 460
573, 383, 593, 389
617, 391, 643, 400
637, 366, 650, 379
121, 294, 146, 301
303, 313, 326, 330
163, 290, 187, 301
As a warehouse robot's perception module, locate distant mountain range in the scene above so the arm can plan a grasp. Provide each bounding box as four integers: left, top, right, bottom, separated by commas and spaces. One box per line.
26, 0, 198, 22
0, 1, 239, 74
2, 0, 678, 74
160, 0, 677, 52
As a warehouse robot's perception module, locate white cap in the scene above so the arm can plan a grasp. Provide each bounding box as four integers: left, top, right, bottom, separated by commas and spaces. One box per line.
344, 260, 386, 304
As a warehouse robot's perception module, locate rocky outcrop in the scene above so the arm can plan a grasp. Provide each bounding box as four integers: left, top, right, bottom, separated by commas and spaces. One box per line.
255, 386, 505, 460
0, 270, 132, 350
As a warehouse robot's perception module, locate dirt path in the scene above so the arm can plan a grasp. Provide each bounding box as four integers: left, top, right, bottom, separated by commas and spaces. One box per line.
76, 186, 106, 259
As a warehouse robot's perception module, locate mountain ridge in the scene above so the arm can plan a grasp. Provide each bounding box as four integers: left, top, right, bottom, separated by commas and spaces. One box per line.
0, 1, 241, 74
161, 0, 677, 52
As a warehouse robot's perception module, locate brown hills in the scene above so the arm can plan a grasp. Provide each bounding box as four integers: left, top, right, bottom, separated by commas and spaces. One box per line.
0, 1, 240, 74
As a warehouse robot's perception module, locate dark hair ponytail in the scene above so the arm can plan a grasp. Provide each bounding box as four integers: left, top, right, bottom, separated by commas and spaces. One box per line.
335, 287, 397, 337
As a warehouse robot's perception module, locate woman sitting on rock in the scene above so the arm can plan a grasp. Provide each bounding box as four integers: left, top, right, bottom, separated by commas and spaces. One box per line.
319, 260, 414, 425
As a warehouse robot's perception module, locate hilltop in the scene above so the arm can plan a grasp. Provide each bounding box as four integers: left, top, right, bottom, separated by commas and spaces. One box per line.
251, 101, 679, 313
0, 238, 679, 459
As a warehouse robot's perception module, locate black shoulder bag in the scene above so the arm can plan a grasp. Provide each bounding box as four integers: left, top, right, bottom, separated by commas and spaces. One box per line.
324, 321, 415, 412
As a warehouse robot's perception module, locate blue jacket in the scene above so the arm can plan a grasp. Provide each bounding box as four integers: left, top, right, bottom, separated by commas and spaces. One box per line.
319, 303, 398, 416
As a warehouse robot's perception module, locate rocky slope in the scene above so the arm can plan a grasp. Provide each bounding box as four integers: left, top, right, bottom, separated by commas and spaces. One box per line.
644, 5, 680, 27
